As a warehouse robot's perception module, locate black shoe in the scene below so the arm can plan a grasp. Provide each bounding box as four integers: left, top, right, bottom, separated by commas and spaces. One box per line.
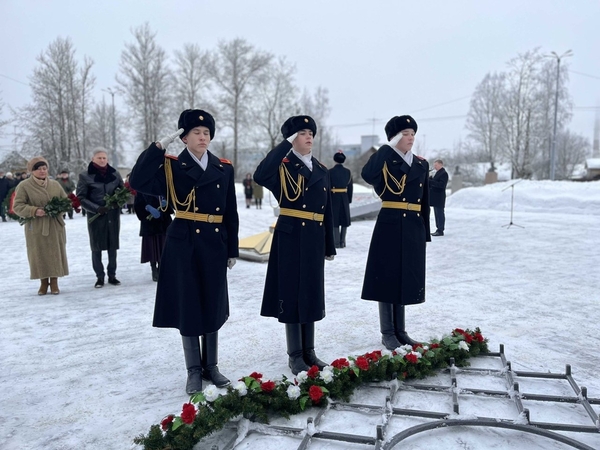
431, 231, 444, 236
202, 366, 231, 388
108, 277, 121, 285
382, 333, 402, 351
396, 331, 420, 346
186, 368, 203, 395
288, 356, 310, 375
94, 278, 104, 288
303, 350, 327, 370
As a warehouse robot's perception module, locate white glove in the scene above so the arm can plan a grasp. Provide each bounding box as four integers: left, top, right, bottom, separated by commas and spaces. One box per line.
227, 258, 237, 269
389, 132, 402, 149
325, 255, 335, 261
157, 128, 184, 149
286, 132, 298, 143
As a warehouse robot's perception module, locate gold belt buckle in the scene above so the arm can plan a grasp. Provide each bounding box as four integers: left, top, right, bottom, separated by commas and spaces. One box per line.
207, 214, 215, 223
312, 213, 318, 221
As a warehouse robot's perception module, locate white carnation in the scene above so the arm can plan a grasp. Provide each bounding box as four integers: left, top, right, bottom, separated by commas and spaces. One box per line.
381, 349, 393, 358
458, 340, 470, 351
233, 381, 247, 396
296, 371, 308, 383
203, 384, 221, 402
287, 385, 301, 400
319, 370, 333, 384
409, 351, 422, 359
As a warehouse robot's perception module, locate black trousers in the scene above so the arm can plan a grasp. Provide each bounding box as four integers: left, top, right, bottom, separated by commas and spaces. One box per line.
92, 249, 117, 279
433, 206, 445, 232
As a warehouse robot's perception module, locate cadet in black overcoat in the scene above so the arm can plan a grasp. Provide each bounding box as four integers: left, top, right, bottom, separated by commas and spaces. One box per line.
253, 115, 336, 375
429, 159, 449, 236
361, 115, 431, 350
329, 150, 353, 248
77, 149, 124, 288
130, 110, 239, 395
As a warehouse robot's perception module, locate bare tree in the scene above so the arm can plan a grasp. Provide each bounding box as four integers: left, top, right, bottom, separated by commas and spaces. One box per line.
87, 98, 128, 158
554, 130, 589, 179
20, 37, 95, 170
117, 23, 172, 147
173, 43, 214, 113
206, 38, 272, 174
300, 86, 332, 161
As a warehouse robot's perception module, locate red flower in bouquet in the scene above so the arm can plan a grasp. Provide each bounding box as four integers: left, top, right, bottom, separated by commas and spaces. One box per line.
463, 333, 473, 343
355, 356, 369, 371
307, 365, 319, 379
405, 353, 418, 364
67, 193, 81, 213
454, 328, 465, 335
249, 372, 263, 381
474, 332, 484, 343
260, 380, 275, 392
364, 351, 382, 362
160, 415, 174, 431
309, 385, 324, 403
331, 358, 349, 369
181, 403, 196, 425
430, 343, 440, 349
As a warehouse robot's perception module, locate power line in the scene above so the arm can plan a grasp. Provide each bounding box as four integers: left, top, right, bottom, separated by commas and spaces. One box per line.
0, 73, 29, 86
568, 70, 600, 80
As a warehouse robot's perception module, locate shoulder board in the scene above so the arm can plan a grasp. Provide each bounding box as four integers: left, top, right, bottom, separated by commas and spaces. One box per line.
282, 157, 290, 163
415, 155, 426, 161
165, 154, 178, 160
219, 158, 232, 165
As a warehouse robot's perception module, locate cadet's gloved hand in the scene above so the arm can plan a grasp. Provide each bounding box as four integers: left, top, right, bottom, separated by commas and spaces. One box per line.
97, 206, 108, 215
157, 128, 184, 149
325, 255, 335, 261
389, 132, 402, 149
286, 132, 298, 143
227, 258, 237, 269
145, 204, 161, 219
160, 197, 167, 208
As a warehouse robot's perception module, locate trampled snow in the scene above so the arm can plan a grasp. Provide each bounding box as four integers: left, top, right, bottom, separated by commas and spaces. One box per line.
1, 179, 599, 449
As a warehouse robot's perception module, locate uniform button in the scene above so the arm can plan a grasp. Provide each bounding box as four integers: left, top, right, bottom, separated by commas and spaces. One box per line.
306, 187, 309, 191
216, 207, 220, 211
215, 228, 219, 232
216, 184, 220, 188
402, 198, 406, 201
420, 183, 423, 187
417, 213, 420, 217
323, 187, 326, 191
321, 206, 324, 209
302, 204, 306, 209
302, 222, 306, 226
320, 222, 323, 226
417, 199, 421, 202
195, 207, 199, 211
403, 213, 407, 217
196, 229, 200, 233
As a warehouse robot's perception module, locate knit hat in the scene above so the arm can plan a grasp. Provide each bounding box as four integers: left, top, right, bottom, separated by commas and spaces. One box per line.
384, 115, 418, 141
178, 109, 215, 140
333, 150, 346, 163
281, 115, 317, 139
27, 156, 49, 173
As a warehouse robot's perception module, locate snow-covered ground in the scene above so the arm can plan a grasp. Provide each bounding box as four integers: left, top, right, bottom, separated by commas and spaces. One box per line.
1, 179, 599, 449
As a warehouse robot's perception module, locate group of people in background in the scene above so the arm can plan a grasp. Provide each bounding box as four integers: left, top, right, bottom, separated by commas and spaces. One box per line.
7, 107, 449, 397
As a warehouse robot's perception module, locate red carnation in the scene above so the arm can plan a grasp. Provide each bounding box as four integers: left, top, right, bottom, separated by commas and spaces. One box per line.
249, 372, 263, 381
474, 332, 484, 342
331, 358, 349, 369
405, 353, 418, 364
160, 414, 174, 431
355, 356, 369, 371
309, 385, 324, 403
307, 365, 319, 379
261, 380, 275, 392
454, 328, 465, 334
463, 333, 473, 344
180, 403, 196, 425
68, 193, 81, 213
365, 351, 381, 362
430, 343, 440, 349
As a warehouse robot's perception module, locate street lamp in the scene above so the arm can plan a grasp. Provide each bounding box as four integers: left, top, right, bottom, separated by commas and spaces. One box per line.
547, 50, 573, 181
102, 87, 118, 168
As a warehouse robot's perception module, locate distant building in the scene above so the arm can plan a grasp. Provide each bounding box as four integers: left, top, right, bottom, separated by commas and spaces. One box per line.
584, 158, 600, 180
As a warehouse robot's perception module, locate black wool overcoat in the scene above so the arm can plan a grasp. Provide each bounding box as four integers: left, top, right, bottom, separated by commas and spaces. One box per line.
253, 140, 336, 324
133, 192, 173, 237
429, 167, 449, 208
329, 164, 353, 228
129, 144, 239, 336
361, 145, 431, 305
77, 163, 123, 252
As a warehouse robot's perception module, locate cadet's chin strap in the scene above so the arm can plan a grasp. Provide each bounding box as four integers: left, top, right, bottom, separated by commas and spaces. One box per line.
163, 157, 196, 213
278, 163, 304, 204
379, 161, 406, 197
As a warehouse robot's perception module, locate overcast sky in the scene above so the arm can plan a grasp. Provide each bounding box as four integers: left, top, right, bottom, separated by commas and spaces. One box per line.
1, 0, 599, 159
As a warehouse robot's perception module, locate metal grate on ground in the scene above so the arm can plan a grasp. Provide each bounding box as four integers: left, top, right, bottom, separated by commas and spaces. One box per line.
197, 344, 600, 449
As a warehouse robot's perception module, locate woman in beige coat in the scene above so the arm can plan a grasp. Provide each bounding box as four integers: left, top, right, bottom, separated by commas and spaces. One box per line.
13, 156, 69, 295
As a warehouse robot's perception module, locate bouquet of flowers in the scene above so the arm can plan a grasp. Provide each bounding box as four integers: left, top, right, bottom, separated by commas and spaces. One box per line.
87, 186, 132, 224
19, 196, 73, 225
68, 193, 81, 213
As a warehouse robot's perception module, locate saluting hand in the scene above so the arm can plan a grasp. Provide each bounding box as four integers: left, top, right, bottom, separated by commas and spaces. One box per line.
286, 132, 298, 144
156, 128, 184, 150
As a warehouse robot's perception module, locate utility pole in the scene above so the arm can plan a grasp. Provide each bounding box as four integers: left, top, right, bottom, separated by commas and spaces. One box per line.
102, 88, 118, 168
547, 50, 573, 181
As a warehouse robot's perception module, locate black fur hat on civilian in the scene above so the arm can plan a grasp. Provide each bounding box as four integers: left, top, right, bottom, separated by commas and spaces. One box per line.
333, 150, 346, 163
178, 109, 215, 140
281, 115, 317, 139
384, 115, 418, 141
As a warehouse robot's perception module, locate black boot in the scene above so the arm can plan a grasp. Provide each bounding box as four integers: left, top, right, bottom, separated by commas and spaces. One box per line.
379, 303, 401, 350
286, 324, 310, 375
151, 262, 159, 282
201, 332, 230, 387
302, 322, 327, 370
340, 227, 347, 248
394, 305, 420, 346
182, 336, 203, 395
333, 227, 341, 248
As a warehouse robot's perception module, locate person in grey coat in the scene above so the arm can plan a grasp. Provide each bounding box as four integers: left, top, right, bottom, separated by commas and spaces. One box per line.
77, 148, 124, 288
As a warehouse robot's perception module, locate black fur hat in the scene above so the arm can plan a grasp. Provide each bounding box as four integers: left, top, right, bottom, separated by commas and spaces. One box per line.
178, 109, 215, 140
333, 150, 346, 163
384, 115, 418, 141
281, 115, 317, 139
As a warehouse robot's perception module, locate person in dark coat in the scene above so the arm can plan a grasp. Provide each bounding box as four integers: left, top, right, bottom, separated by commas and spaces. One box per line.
361, 115, 431, 350
429, 159, 449, 236
57, 170, 76, 219
329, 150, 353, 248
130, 109, 239, 395
254, 115, 336, 375
0, 170, 10, 222
77, 148, 124, 288
134, 192, 172, 281
252, 180, 263, 209
242, 173, 253, 208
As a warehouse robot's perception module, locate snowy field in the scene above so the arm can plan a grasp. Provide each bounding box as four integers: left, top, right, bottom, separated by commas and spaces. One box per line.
1, 179, 599, 449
